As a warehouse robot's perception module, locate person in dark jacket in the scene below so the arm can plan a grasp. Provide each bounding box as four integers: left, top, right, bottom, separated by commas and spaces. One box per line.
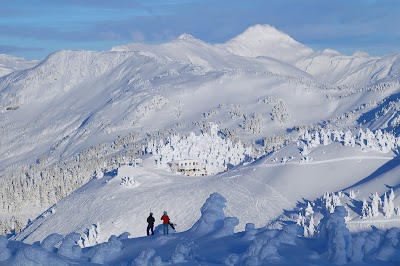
161, 211, 170, 234
147, 212, 155, 236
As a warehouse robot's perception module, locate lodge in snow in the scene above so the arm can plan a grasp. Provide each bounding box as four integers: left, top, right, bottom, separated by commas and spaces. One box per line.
170, 159, 207, 176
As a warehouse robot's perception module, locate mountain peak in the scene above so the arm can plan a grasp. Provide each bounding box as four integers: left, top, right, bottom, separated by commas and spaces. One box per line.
175, 33, 204, 44
177, 33, 196, 40
230, 24, 296, 44
221, 24, 313, 63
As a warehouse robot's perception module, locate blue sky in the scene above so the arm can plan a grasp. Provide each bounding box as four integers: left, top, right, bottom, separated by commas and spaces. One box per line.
1, 0, 399, 59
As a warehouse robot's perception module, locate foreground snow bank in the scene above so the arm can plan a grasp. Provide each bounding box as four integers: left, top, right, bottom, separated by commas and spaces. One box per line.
1, 193, 400, 265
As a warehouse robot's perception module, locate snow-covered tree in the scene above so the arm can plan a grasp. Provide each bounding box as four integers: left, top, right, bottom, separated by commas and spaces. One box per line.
371, 193, 380, 218
308, 216, 316, 237
382, 193, 391, 218
305, 202, 314, 216
361, 199, 372, 219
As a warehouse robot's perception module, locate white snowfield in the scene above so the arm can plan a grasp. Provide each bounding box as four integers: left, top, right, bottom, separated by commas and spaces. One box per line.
1, 24, 400, 265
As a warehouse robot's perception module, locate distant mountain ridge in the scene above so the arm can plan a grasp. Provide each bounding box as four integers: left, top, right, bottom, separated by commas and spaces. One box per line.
0, 54, 38, 77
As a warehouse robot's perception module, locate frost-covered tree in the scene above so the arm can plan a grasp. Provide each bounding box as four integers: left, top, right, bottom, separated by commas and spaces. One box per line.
242, 112, 264, 134
305, 202, 314, 216
81, 223, 100, 247
270, 100, 291, 124
382, 193, 391, 218
296, 212, 305, 227
371, 193, 380, 218
388, 189, 395, 217
361, 199, 372, 219
349, 190, 356, 199
308, 216, 316, 237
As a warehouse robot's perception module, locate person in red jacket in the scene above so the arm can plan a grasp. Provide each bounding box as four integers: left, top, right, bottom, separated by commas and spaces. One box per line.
161, 211, 170, 234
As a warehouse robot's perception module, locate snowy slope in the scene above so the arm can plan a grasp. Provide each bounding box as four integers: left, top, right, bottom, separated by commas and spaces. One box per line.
14, 133, 400, 245
0, 54, 38, 77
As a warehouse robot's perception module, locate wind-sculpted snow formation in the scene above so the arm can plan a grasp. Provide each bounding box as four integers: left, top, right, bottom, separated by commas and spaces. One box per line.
2, 193, 400, 265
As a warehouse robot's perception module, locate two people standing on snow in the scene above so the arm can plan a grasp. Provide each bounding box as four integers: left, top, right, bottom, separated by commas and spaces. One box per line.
146, 211, 175, 235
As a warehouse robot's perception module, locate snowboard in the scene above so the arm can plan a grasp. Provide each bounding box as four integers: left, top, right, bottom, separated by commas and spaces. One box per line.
169, 222, 175, 230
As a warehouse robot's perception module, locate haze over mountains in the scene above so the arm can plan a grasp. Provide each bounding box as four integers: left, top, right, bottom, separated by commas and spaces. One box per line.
1, 24, 400, 265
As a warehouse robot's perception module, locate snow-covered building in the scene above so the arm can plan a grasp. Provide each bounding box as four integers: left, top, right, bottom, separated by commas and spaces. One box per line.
171, 159, 207, 176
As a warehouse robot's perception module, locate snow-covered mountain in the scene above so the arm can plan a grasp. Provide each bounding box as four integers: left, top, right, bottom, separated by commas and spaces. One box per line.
1, 24, 400, 264
0, 54, 38, 77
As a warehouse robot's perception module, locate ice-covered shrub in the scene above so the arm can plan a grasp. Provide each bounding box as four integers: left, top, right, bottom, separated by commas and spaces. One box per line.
40, 233, 63, 252
81, 223, 100, 247
271, 100, 291, 124
242, 112, 264, 134
120, 176, 136, 187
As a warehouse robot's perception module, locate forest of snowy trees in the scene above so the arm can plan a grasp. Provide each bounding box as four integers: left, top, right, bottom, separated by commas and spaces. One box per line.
0, 137, 143, 235
144, 123, 253, 174
297, 188, 400, 243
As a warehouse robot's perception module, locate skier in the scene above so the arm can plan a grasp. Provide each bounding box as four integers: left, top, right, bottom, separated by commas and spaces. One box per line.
147, 212, 155, 236
161, 211, 170, 234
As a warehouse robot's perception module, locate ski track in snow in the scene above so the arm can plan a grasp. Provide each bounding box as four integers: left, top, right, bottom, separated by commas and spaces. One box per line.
257, 155, 395, 168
